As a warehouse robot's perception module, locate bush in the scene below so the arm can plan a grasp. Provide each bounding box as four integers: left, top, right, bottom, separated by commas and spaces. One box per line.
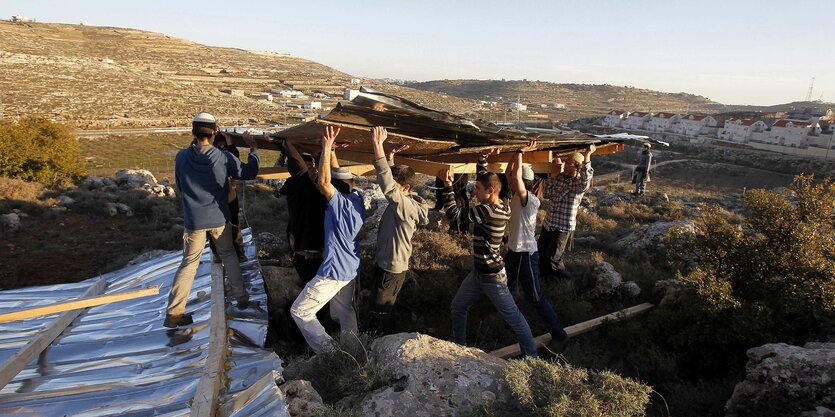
0, 116, 86, 186
503, 358, 651, 417
284, 333, 391, 404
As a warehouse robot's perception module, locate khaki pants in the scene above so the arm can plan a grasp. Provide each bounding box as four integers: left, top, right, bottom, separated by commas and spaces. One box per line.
166, 223, 245, 316
290, 275, 357, 353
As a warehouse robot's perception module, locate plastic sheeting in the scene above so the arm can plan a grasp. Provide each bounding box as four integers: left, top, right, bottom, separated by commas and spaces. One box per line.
0, 229, 289, 417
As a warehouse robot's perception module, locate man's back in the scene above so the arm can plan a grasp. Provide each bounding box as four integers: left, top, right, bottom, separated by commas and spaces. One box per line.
318, 191, 366, 280
280, 174, 328, 252
175, 144, 231, 231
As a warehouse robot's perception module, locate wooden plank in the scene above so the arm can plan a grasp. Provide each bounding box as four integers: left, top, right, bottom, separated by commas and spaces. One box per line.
256, 164, 376, 180
0, 277, 107, 390
191, 262, 229, 417
338, 150, 558, 176
489, 302, 654, 359
0, 285, 159, 323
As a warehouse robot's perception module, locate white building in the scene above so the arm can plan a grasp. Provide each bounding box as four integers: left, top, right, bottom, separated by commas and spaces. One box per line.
303, 101, 322, 110
350, 78, 362, 85
344, 89, 360, 101
253, 92, 273, 101
719, 119, 768, 143
311, 92, 330, 99
648, 112, 680, 133
676, 114, 718, 136
766, 119, 816, 147
553, 103, 566, 110
11, 16, 31, 22
602, 110, 628, 127
507, 102, 527, 111
624, 112, 652, 130
274, 89, 305, 99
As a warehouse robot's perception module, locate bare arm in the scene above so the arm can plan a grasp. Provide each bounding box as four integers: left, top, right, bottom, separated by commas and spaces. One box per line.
318, 125, 340, 200
509, 140, 537, 205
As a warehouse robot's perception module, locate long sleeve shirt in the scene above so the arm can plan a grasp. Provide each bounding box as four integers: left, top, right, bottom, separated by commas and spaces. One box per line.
175, 144, 260, 230
278, 143, 327, 253
542, 162, 593, 232
374, 157, 430, 273
636, 151, 653, 173
441, 157, 510, 275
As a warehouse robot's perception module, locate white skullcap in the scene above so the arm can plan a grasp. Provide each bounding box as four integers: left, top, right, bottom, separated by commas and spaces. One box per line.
192, 112, 216, 123
521, 165, 535, 181
332, 167, 354, 180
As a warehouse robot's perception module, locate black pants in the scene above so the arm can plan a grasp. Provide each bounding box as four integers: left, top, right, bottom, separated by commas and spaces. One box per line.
367, 264, 408, 333
505, 250, 568, 341
537, 228, 574, 278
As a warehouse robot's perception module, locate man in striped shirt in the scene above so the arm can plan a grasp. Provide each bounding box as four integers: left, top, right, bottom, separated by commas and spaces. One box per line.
539, 146, 596, 280
438, 151, 538, 357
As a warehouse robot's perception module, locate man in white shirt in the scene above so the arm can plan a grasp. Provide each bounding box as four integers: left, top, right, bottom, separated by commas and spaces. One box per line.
504, 141, 568, 351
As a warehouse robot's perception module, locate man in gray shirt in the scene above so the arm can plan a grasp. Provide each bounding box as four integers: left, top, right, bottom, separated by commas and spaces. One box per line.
367, 126, 429, 333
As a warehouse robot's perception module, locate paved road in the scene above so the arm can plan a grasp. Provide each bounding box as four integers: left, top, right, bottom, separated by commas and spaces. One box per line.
74, 125, 289, 137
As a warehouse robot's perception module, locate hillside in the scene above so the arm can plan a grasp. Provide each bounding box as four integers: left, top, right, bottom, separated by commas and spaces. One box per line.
405, 79, 726, 119
0, 21, 477, 129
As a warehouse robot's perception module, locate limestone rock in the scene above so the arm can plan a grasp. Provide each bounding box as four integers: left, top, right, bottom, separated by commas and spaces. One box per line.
725, 342, 835, 417
593, 261, 623, 295
615, 220, 694, 251
281, 379, 325, 417
1, 213, 21, 233
57, 195, 76, 206
654, 279, 685, 306
351, 332, 510, 417
104, 202, 133, 217
115, 169, 157, 189
620, 280, 642, 297
254, 232, 288, 256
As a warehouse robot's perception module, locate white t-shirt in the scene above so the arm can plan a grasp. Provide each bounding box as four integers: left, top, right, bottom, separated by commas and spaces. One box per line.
506, 192, 540, 253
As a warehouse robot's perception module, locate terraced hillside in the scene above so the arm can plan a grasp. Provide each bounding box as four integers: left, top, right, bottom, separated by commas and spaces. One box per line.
0, 21, 477, 129
406, 79, 727, 120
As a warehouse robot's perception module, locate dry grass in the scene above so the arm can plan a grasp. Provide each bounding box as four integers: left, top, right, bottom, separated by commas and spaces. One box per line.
0, 176, 45, 203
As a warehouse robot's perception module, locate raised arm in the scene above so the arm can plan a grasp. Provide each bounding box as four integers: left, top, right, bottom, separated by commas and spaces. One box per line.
509, 140, 537, 205
371, 126, 405, 205
571, 144, 596, 193
438, 168, 466, 230
278, 137, 309, 177
224, 131, 260, 180
318, 125, 340, 200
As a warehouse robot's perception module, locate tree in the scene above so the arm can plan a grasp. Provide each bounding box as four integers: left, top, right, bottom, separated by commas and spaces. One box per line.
0, 116, 86, 186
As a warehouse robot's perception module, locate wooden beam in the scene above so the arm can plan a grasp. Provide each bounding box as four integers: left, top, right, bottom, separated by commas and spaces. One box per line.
255, 164, 376, 180
0, 285, 158, 323
489, 303, 654, 359
0, 277, 107, 390
191, 262, 229, 417
338, 150, 558, 176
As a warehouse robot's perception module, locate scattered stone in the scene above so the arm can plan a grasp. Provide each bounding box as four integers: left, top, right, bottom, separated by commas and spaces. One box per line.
57, 195, 75, 206
725, 342, 835, 417
620, 281, 641, 297
615, 220, 695, 251
800, 407, 835, 417
254, 232, 288, 256
104, 202, 133, 217
654, 279, 685, 306
115, 169, 158, 189
573, 236, 598, 245
1, 213, 21, 233
347, 333, 511, 417
50, 206, 68, 213
592, 261, 623, 295
280, 380, 326, 417
425, 209, 447, 232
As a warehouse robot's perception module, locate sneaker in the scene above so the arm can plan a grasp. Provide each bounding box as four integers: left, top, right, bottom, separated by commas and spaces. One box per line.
163, 313, 194, 328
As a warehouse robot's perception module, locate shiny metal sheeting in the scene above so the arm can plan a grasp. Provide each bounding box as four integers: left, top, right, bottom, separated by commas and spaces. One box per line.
0, 228, 289, 417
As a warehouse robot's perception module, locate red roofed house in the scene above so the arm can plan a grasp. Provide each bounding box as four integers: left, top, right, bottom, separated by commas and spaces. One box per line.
648, 112, 681, 133
675, 114, 718, 136
766, 119, 817, 147
719, 119, 767, 143
602, 110, 629, 127
624, 111, 653, 130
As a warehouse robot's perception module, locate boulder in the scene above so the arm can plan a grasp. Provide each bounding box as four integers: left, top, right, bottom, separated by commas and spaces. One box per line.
620, 280, 642, 297
654, 279, 685, 306
104, 202, 133, 217
280, 379, 325, 417
115, 169, 157, 189
350, 332, 510, 417
615, 220, 694, 252
57, 195, 76, 206
254, 232, 288, 257
725, 342, 835, 417
1, 213, 21, 233
593, 261, 623, 295
82, 176, 106, 189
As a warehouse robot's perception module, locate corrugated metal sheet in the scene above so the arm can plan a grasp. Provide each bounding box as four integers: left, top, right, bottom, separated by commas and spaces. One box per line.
0, 229, 289, 417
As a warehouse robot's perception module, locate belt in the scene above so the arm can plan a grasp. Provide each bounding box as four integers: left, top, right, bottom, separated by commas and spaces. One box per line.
478, 272, 507, 282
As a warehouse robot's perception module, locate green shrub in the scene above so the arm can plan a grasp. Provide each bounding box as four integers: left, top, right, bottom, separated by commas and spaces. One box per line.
0, 116, 86, 186
503, 358, 651, 417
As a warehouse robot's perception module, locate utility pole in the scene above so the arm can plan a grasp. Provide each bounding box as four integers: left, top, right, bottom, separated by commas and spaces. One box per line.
805, 77, 815, 102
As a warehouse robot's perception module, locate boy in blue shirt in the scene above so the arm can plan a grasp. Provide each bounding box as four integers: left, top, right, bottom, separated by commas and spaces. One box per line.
290, 125, 366, 353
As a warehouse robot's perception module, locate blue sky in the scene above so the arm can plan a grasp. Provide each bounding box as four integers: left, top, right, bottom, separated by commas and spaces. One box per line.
2, 0, 833, 106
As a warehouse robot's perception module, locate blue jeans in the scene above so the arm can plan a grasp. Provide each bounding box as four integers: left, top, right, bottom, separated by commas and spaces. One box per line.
505, 250, 568, 342
451, 269, 538, 357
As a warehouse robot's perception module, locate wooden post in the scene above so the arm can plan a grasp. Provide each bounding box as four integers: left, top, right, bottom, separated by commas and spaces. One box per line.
191, 262, 229, 417
0, 277, 107, 390
489, 303, 654, 359
0, 285, 158, 323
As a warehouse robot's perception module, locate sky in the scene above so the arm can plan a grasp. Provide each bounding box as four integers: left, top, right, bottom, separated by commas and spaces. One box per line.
2, 0, 833, 106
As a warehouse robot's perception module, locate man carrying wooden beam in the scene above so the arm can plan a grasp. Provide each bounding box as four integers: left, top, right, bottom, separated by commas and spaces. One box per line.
367, 126, 430, 333
504, 141, 569, 353
539, 145, 596, 281
438, 151, 538, 358
164, 112, 259, 328
290, 126, 366, 354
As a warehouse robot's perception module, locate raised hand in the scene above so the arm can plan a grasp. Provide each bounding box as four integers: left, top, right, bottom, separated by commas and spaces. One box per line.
322, 125, 341, 150
388, 144, 410, 161
519, 139, 538, 153
480, 147, 500, 159
437, 167, 453, 187
371, 126, 388, 147
242, 131, 257, 149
